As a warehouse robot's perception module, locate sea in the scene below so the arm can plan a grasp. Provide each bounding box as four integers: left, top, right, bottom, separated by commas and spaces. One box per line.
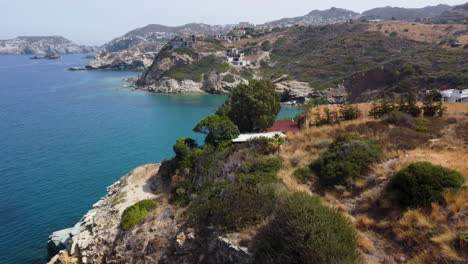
0, 54, 301, 263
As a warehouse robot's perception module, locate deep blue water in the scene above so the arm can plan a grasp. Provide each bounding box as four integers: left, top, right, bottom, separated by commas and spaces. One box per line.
0, 54, 300, 264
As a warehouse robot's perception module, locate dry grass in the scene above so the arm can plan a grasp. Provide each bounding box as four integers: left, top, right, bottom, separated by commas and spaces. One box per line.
276, 113, 468, 263
366, 21, 468, 48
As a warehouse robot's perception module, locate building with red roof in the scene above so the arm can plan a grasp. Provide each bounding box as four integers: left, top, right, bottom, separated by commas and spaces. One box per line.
266, 121, 300, 133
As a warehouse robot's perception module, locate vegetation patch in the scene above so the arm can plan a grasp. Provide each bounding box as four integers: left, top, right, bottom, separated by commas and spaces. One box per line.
254, 192, 362, 264
312, 133, 383, 186
387, 162, 465, 207
121, 200, 157, 230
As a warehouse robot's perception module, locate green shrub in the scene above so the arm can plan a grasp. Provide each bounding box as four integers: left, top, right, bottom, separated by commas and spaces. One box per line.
415, 126, 429, 132
188, 156, 282, 232
387, 162, 465, 207
312, 134, 382, 186
339, 104, 362, 120
254, 192, 362, 264
369, 101, 395, 118
293, 167, 314, 184
193, 115, 240, 144
218, 79, 281, 132
173, 138, 197, 169
314, 107, 339, 126
383, 111, 415, 128
216, 63, 230, 73
121, 200, 157, 230
222, 74, 235, 83
396, 93, 421, 117
390, 31, 398, 37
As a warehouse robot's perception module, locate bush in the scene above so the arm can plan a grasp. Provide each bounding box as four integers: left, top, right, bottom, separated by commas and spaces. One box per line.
188, 156, 282, 231
193, 115, 240, 144
121, 200, 157, 230
254, 192, 362, 264
369, 101, 395, 118
383, 111, 415, 128
173, 138, 197, 169
314, 107, 339, 126
312, 134, 382, 186
293, 167, 314, 183
339, 104, 362, 120
387, 162, 465, 207
222, 74, 235, 83
396, 93, 421, 117
218, 79, 281, 132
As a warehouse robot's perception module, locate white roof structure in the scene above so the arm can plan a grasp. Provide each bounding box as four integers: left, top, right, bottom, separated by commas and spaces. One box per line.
440, 89, 468, 103
232, 132, 285, 143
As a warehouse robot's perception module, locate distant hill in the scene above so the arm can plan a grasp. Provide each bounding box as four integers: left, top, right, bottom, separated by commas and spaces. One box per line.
424, 2, 468, 24
0, 36, 96, 55
264, 7, 360, 27
103, 23, 235, 52
362, 4, 452, 21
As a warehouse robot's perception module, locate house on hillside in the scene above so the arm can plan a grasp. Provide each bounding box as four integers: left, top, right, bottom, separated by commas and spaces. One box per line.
266, 121, 300, 133
220, 47, 250, 67
440, 88, 468, 103
170, 35, 198, 48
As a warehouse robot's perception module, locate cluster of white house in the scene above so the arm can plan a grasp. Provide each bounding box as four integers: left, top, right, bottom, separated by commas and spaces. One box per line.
440, 89, 468, 103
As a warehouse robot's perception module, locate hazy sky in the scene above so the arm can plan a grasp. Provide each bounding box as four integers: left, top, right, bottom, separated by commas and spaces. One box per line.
0, 0, 466, 45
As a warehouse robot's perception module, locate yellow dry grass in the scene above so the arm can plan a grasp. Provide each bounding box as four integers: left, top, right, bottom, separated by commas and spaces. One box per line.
366, 21, 468, 48
276, 113, 468, 263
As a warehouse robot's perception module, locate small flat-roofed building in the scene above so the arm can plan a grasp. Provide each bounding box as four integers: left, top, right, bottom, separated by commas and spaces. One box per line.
232, 132, 285, 143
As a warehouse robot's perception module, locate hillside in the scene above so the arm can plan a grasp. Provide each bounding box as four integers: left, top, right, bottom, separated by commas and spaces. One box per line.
103, 23, 235, 52
425, 2, 468, 24
0, 36, 96, 55
362, 4, 452, 21
264, 7, 360, 27
48, 103, 468, 264
256, 22, 468, 102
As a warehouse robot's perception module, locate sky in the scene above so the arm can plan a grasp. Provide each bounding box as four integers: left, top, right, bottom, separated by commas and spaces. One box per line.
0, 0, 466, 46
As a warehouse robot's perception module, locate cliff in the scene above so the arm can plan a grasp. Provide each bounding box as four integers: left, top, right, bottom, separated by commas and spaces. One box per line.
0, 36, 96, 55
135, 42, 252, 94
86, 45, 160, 70
48, 163, 252, 264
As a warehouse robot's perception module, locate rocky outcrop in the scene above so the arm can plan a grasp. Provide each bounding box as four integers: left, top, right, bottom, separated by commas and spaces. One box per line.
0, 36, 96, 55
48, 163, 253, 264
85, 48, 157, 70
30, 53, 62, 60
135, 47, 248, 94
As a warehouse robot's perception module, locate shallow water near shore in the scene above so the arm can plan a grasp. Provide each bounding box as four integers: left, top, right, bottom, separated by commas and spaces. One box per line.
0, 54, 300, 264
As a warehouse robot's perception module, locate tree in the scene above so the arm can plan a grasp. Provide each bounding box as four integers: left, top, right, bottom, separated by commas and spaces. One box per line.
217, 79, 281, 132
193, 115, 240, 144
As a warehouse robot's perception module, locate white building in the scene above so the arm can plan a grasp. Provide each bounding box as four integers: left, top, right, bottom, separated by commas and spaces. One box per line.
440, 89, 468, 103
232, 132, 285, 143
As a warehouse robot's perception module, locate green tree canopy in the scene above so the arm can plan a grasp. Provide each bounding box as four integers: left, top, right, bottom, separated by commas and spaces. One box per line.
217, 79, 281, 132
193, 115, 240, 144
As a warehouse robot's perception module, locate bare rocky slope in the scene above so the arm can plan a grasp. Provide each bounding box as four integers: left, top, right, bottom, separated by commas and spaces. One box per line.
0, 36, 96, 55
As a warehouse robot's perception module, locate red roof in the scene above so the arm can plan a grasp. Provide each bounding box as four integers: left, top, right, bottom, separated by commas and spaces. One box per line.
266, 121, 300, 133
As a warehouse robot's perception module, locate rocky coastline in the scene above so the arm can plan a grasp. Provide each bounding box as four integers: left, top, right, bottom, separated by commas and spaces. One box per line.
47, 163, 251, 264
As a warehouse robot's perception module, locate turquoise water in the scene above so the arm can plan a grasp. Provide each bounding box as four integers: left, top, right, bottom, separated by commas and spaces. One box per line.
0, 54, 300, 263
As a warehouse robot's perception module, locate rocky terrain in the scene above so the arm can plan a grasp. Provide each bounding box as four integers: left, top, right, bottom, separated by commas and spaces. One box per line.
85, 45, 160, 70
0, 36, 96, 55
135, 41, 254, 94
48, 163, 252, 264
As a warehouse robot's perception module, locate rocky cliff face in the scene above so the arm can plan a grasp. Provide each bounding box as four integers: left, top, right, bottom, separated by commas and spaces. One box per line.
0, 36, 96, 55
135, 46, 249, 94
48, 163, 251, 264
86, 46, 159, 70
